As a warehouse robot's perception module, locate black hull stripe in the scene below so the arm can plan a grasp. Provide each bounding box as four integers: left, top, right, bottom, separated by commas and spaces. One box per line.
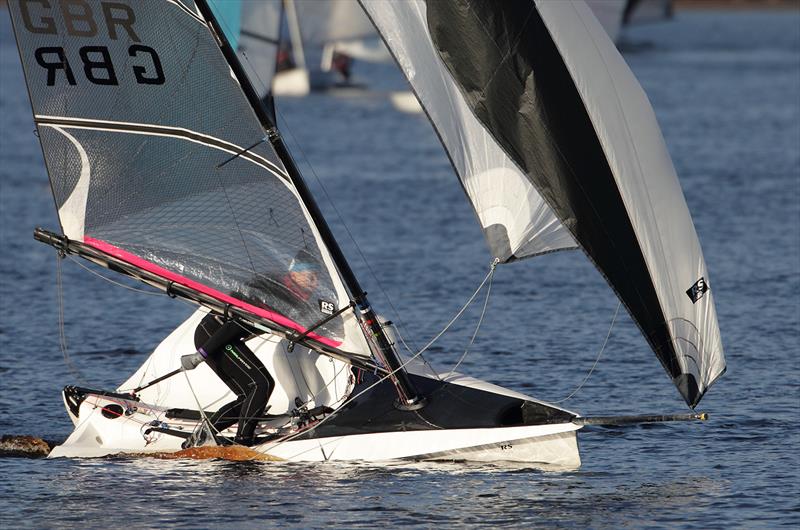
34, 115, 289, 183
425, 0, 688, 398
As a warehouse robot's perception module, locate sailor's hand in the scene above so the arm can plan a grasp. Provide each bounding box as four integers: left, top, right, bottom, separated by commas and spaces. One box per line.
181, 352, 205, 371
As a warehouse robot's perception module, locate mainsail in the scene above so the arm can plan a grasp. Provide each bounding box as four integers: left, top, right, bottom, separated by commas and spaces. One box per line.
360, 0, 725, 406
8, 0, 369, 355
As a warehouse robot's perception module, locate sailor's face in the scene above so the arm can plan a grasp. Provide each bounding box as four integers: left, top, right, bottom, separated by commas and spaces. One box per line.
290, 269, 318, 292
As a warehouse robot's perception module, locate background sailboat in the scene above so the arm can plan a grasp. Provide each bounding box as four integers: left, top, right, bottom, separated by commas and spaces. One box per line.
219, 0, 389, 97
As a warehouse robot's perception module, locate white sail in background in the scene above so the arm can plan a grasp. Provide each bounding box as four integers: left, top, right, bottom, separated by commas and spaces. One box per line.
624, 0, 673, 25
238, 0, 283, 99
287, 0, 388, 91
294, 0, 376, 46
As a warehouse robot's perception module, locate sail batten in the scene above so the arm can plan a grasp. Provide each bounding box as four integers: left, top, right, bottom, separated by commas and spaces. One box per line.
35, 116, 287, 178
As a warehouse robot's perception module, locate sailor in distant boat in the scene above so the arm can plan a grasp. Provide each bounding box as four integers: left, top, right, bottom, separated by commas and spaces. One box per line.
179, 249, 325, 447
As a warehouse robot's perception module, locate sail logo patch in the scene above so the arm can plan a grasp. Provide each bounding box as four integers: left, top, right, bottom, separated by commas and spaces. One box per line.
686, 277, 709, 303
319, 299, 335, 315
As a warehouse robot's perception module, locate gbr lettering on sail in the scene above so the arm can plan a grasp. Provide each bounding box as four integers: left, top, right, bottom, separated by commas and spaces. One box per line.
19, 0, 165, 86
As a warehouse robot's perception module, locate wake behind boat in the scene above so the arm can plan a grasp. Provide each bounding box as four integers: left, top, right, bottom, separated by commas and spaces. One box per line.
7, 0, 724, 466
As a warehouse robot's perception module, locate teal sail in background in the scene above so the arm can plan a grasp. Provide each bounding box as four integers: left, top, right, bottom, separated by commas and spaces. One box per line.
209, 0, 242, 48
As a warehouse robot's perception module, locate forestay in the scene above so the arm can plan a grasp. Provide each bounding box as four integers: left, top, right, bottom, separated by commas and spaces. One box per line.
8, 0, 369, 354
360, 0, 725, 406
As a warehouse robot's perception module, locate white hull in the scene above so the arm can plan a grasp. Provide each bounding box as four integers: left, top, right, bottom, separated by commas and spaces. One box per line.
259, 424, 580, 466
50, 309, 582, 468
50, 391, 580, 468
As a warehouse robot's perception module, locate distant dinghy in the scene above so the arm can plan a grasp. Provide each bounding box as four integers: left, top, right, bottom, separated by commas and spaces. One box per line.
8, 0, 723, 467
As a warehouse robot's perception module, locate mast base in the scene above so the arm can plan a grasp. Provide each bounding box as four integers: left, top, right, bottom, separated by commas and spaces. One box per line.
394, 395, 428, 411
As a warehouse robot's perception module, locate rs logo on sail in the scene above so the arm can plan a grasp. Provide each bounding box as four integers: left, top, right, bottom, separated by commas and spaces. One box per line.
19, 0, 165, 86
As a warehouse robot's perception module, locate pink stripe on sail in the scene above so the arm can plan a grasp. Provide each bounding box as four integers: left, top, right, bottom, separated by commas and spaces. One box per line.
83, 236, 343, 348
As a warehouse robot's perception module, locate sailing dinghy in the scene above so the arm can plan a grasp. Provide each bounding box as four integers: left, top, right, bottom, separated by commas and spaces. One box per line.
8, 0, 724, 466
233, 0, 386, 97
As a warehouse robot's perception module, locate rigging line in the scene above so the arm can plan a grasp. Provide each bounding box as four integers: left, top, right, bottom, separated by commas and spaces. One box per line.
182, 368, 223, 443
409, 261, 497, 360
302, 356, 351, 409
265, 264, 498, 453
265, 333, 437, 451
445, 259, 498, 379
64, 255, 164, 296
282, 341, 319, 404
552, 300, 622, 404
56, 255, 90, 386
62, 255, 201, 391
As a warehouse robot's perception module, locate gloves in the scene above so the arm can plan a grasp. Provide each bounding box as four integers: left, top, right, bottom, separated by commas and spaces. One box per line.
181, 352, 205, 371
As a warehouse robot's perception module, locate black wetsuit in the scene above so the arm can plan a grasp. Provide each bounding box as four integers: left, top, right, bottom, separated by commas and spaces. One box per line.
194, 313, 274, 445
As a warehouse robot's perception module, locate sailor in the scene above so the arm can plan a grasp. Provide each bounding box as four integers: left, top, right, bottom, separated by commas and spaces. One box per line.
180, 249, 322, 447
245, 248, 338, 338
275, 249, 320, 304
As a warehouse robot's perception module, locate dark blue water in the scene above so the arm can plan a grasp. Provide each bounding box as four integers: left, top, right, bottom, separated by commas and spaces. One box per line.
1, 8, 799, 529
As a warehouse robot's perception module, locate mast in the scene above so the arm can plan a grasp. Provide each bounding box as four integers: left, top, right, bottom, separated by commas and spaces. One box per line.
194, 0, 425, 410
